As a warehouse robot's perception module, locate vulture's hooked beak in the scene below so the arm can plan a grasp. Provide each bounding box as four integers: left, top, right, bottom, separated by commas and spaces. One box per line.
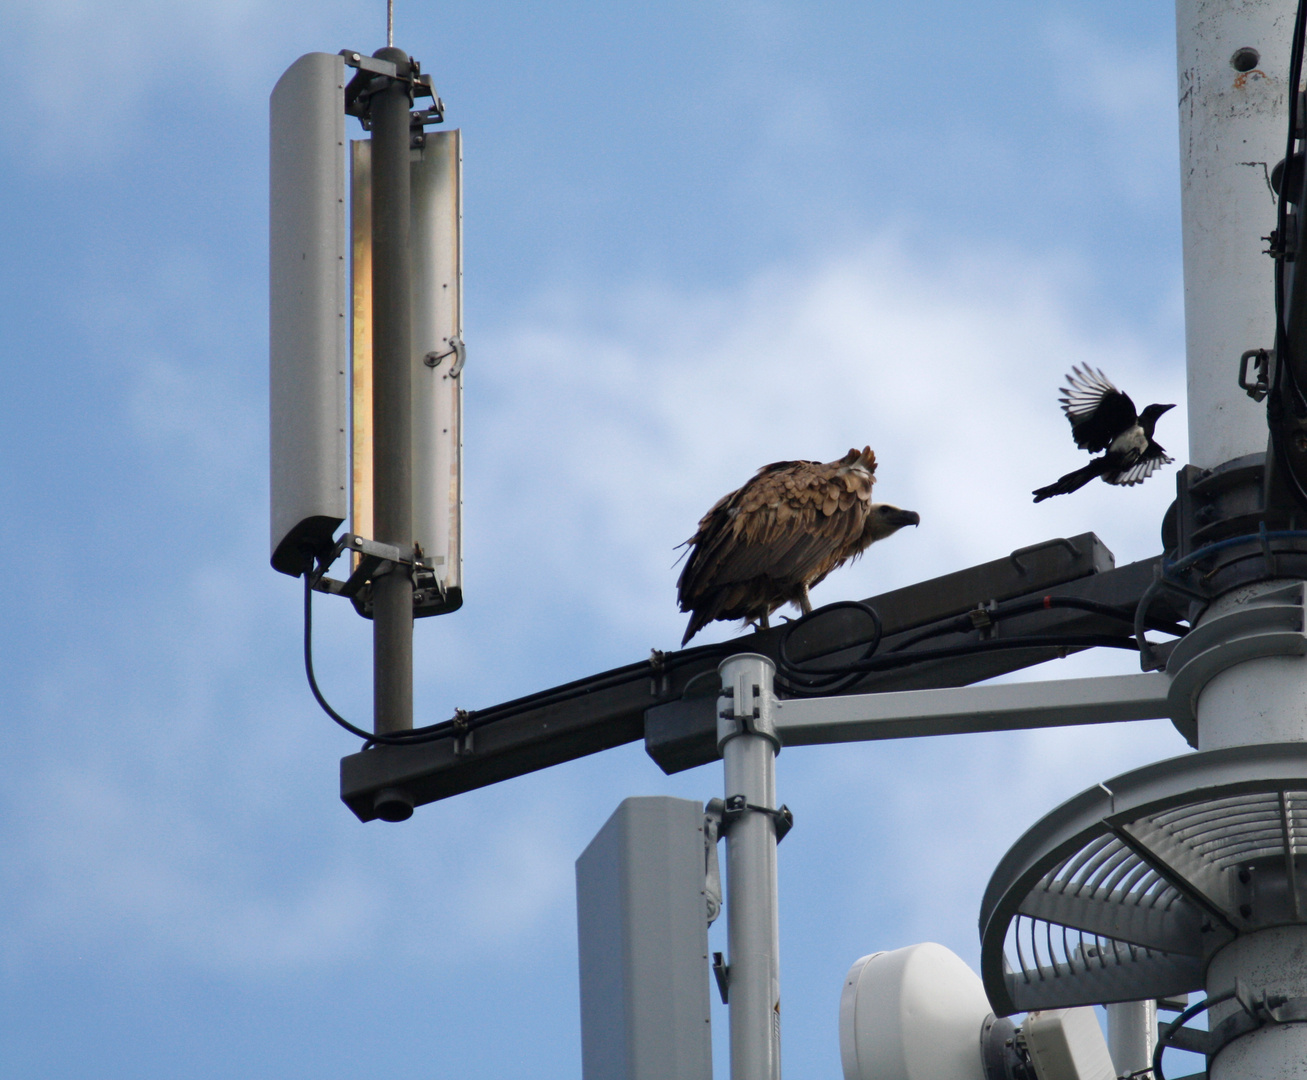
891, 509, 921, 529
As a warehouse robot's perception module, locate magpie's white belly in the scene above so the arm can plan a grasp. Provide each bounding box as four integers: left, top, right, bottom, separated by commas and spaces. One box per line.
1109, 424, 1147, 458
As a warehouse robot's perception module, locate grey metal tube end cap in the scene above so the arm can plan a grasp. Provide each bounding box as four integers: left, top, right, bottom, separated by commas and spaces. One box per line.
374, 787, 414, 822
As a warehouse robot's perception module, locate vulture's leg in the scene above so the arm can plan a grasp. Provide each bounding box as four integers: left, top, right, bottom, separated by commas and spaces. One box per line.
798, 585, 812, 615
759, 612, 770, 631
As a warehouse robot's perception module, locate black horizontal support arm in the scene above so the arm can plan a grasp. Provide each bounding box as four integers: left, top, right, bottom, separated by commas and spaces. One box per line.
340, 533, 1175, 821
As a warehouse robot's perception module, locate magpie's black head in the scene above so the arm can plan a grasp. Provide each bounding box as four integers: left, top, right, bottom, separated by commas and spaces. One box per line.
1140, 402, 1175, 433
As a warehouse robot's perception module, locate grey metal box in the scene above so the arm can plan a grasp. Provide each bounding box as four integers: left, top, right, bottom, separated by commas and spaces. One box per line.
576, 797, 714, 1080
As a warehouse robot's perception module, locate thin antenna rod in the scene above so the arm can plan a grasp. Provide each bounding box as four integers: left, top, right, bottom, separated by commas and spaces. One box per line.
387, 0, 394, 47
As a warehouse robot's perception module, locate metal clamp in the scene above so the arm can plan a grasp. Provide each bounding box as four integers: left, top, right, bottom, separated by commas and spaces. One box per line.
704, 800, 724, 925
717, 685, 759, 722
424, 332, 466, 376
716, 656, 780, 752
450, 708, 474, 757
721, 793, 794, 843
308, 534, 446, 620
1239, 348, 1273, 402
310, 533, 435, 596
969, 599, 999, 638
712, 951, 730, 1004
340, 48, 445, 133
1157, 980, 1307, 1073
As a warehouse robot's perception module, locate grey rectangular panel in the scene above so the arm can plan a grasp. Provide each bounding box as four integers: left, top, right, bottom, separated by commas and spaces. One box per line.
348, 133, 463, 613
410, 130, 463, 605
269, 52, 348, 575
576, 797, 713, 1080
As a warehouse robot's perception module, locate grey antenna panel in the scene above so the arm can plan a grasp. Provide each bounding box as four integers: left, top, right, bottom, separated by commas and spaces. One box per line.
349, 132, 463, 615
409, 129, 463, 608
979, 743, 1307, 1015
269, 52, 348, 576
576, 797, 713, 1080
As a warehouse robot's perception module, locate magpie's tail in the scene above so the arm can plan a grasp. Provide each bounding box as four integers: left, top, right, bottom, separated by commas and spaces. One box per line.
1032, 459, 1107, 502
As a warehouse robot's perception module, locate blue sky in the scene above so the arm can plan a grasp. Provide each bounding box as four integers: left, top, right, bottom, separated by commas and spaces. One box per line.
0, 1, 1213, 1077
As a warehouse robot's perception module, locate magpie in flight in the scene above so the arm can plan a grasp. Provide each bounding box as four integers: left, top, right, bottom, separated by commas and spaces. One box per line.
1032, 366, 1175, 502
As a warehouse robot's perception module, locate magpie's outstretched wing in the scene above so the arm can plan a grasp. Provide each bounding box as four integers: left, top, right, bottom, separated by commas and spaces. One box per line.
1107, 444, 1174, 487
1059, 365, 1138, 452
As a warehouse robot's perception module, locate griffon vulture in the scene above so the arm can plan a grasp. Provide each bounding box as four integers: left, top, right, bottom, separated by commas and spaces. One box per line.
676, 447, 919, 645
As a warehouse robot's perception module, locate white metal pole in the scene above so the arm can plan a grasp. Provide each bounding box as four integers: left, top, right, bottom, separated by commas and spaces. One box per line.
1178, 3, 1307, 1077
1176, 0, 1290, 467
718, 653, 782, 1080
1106, 1000, 1157, 1077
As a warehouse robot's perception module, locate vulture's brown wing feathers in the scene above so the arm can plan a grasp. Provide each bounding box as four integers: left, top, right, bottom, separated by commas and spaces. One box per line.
677, 448, 878, 644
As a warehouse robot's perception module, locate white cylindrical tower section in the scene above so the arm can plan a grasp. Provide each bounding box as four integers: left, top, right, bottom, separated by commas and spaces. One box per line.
1206, 927, 1307, 1080
1194, 582, 1307, 750
1177, 0, 1290, 467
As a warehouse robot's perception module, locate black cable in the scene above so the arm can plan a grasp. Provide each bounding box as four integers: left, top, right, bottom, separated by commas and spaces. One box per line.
776, 601, 883, 694
1135, 528, 1307, 669
777, 631, 1140, 698
1134, 574, 1173, 673
304, 565, 463, 746
1270, 0, 1307, 513
1164, 527, 1307, 578
868, 633, 1141, 664
888, 595, 1187, 654
304, 558, 741, 747
424, 637, 738, 736
774, 594, 1186, 697
1151, 989, 1237, 1080
308, 559, 1183, 740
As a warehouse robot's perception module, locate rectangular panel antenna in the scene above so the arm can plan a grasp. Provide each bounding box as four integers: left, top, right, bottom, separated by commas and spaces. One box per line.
269, 52, 349, 575
350, 132, 463, 614
576, 797, 714, 1080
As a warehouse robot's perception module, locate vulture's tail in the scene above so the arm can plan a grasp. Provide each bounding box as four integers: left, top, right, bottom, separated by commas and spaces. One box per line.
681, 610, 711, 647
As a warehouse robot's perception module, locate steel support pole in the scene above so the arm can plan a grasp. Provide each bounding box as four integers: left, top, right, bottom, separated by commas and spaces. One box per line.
1106, 1000, 1157, 1078
369, 46, 414, 735
717, 654, 782, 1080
